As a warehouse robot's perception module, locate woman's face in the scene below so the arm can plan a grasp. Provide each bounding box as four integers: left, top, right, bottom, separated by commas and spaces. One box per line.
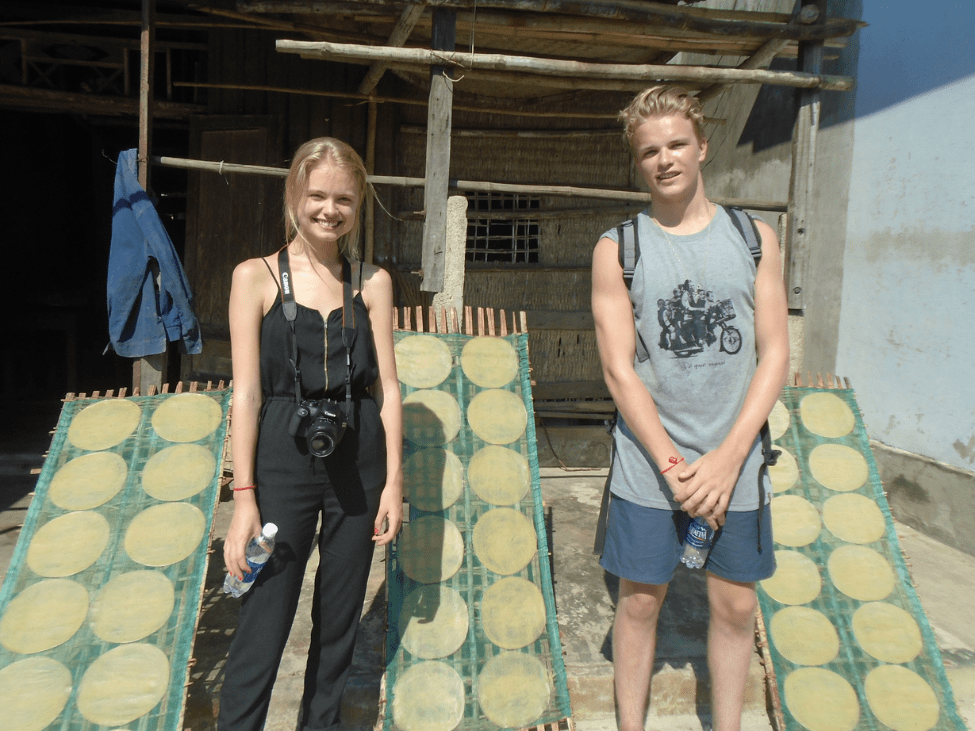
296, 160, 359, 248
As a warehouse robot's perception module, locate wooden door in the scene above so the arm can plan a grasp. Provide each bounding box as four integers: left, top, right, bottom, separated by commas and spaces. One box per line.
181, 116, 282, 382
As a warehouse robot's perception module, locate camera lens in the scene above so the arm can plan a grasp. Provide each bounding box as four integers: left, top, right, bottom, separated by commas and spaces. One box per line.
308, 430, 335, 458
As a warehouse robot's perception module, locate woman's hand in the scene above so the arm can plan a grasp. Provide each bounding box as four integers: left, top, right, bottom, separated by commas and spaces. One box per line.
224, 493, 262, 580
373, 477, 403, 546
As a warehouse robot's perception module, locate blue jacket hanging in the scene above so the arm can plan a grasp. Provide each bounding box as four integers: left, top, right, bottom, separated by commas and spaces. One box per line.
107, 149, 202, 357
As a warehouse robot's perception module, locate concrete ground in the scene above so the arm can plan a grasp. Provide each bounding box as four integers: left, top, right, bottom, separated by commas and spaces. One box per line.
1, 410, 973, 731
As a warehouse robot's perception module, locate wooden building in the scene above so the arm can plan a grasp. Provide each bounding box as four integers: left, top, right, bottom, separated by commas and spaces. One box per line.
0, 1, 860, 451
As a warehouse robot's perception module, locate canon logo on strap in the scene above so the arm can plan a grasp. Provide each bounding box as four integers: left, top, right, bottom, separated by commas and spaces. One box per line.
282, 271, 291, 295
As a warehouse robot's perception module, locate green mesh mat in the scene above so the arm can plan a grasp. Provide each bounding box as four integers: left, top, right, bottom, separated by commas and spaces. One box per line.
759, 386, 965, 731
0, 389, 231, 731
383, 332, 571, 731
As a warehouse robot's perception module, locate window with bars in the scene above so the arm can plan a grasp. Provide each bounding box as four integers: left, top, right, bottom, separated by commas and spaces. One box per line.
465, 192, 540, 264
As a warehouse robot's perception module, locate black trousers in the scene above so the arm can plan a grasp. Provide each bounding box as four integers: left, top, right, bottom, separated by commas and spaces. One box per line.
217, 458, 381, 731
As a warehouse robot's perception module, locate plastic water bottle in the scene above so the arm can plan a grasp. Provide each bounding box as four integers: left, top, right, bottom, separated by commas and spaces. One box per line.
680, 516, 713, 569
223, 523, 278, 597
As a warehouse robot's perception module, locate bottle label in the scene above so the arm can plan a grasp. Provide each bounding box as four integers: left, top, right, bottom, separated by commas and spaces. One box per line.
240, 558, 265, 584
685, 521, 711, 550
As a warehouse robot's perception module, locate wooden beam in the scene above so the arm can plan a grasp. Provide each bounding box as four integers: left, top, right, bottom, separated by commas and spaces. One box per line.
696, 4, 819, 105
420, 8, 456, 293
240, 0, 796, 24
0, 28, 207, 52
137, 0, 166, 394
276, 40, 854, 91
173, 80, 618, 119
0, 83, 204, 117
696, 38, 789, 105
245, 0, 864, 41
357, 2, 427, 95
0, 2, 259, 31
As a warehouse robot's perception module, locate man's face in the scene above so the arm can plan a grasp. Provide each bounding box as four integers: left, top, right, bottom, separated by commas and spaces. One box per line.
632, 114, 707, 203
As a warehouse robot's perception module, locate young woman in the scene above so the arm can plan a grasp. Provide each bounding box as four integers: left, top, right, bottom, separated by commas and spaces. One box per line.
219, 137, 403, 731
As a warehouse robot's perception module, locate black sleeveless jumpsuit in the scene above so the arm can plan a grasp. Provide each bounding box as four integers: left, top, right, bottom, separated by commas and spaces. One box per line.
218, 262, 387, 731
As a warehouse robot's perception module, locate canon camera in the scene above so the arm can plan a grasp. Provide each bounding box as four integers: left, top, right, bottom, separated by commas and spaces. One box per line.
288, 399, 347, 457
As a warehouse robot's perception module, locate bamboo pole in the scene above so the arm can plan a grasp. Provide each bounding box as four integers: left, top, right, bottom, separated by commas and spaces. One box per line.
357, 2, 427, 95
172, 80, 619, 119
398, 125, 625, 137
276, 40, 854, 91
150, 154, 788, 210
382, 62, 657, 93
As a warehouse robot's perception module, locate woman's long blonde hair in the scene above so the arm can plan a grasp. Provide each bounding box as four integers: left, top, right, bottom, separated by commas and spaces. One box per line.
284, 137, 368, 259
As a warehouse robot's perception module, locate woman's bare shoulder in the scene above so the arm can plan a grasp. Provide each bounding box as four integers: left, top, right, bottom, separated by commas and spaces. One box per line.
234, 255, 276, 279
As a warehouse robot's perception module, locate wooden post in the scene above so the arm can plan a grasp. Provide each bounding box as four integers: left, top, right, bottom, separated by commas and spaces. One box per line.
786, 2, 826, 310
420, 8, 455, 293
431, 195, 468, 329
365, 99, 377, 264
135, 0, 166, 394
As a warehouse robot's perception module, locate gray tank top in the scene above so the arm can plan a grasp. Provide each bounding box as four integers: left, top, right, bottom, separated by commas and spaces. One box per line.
603, 207, 770, 511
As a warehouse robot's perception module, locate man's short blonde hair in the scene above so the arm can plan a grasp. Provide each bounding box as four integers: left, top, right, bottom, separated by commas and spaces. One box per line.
620, 85, 706, 146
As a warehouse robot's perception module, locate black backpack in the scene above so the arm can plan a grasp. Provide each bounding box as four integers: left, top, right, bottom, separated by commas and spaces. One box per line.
616, 205, 763, 290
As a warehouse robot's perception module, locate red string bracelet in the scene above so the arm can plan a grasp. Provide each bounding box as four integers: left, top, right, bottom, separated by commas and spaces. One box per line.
232, 484, 256, 492
660, 456, 684, 474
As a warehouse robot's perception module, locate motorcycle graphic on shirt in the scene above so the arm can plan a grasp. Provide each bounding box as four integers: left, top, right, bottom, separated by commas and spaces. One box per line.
656, 280, 742, 358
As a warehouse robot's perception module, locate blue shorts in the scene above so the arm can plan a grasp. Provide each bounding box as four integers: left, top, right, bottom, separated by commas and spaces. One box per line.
599, 495, 775, 585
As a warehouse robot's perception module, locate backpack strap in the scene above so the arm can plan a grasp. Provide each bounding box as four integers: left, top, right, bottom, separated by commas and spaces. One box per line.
723, 205, 763, 266
617, 217, 640, 289
756, 420, 781, 554
616, 216, 651, 362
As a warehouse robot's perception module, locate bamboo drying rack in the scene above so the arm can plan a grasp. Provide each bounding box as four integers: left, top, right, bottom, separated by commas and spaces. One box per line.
394, 305, 528, 338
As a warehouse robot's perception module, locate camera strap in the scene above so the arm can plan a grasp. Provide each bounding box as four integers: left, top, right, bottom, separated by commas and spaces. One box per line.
277, 247, 355, 417
340, 257, 355, 415
278, 247, 303, 404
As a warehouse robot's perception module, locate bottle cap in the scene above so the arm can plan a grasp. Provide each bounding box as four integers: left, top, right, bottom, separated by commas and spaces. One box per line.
262, 523, 278, 538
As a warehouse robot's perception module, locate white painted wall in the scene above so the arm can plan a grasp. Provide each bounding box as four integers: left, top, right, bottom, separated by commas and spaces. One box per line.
834, 4, 975, 472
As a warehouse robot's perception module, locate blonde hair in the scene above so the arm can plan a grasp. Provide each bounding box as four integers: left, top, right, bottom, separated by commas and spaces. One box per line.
620, 85, 706, 147
284, 137, 368, 259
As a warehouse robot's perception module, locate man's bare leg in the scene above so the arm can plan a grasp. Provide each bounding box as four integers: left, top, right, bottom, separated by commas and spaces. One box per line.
613, 579, 669, 731
706, 574, 758, 731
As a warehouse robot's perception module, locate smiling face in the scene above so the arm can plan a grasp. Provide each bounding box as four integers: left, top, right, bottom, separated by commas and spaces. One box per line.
284, 138, 368, 257
631, 113, 707, 204
295, 160, 359, 250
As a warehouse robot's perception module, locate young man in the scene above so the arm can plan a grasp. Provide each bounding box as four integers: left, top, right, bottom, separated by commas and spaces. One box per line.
591, 86, 790, 731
